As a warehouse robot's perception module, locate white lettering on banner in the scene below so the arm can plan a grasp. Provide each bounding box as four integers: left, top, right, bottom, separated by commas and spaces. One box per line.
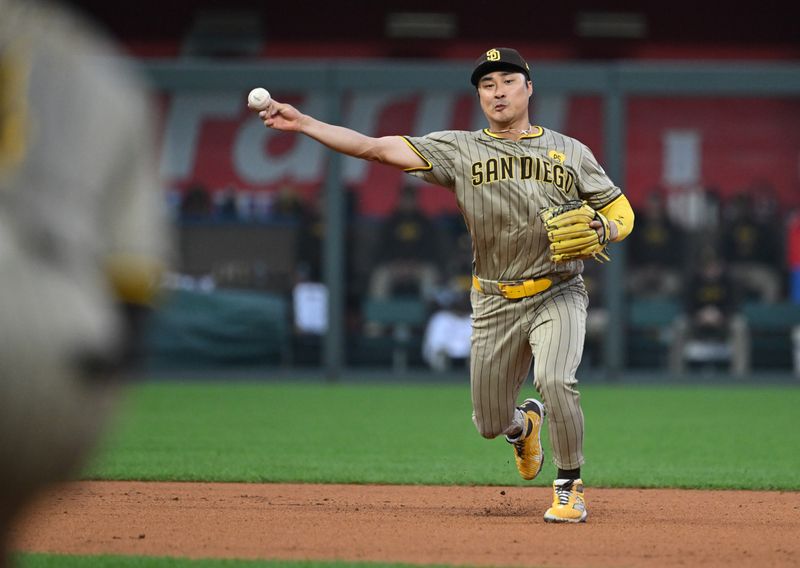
233, 94, 326, 184
154, 90, 799, 214
160, 93, 241, 179
159, 90, 570, 192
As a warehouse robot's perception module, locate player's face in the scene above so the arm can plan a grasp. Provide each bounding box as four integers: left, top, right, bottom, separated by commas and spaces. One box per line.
477, 71, 532, 127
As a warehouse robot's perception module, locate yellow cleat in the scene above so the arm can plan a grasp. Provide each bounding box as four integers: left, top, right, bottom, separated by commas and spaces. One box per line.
506, 398, 545, 480
544, 478, 588, 523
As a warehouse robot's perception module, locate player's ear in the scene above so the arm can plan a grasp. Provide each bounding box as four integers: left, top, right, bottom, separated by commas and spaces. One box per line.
527, 80, 533, 97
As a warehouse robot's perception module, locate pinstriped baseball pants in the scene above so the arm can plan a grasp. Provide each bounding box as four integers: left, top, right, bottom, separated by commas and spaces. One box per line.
469, 276, 588, 470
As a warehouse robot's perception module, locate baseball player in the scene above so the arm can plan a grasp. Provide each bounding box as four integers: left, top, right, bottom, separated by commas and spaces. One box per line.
256, 47, 634, 523
0, 0, 169, 561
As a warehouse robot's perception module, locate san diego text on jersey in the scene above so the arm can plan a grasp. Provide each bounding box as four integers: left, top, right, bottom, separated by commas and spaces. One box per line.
470, 154, 576, 196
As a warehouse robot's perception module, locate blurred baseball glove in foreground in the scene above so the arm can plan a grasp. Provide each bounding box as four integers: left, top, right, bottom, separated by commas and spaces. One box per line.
539, 200, 611, 263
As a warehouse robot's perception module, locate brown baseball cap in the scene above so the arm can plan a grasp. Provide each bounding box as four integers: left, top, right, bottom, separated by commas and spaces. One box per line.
470, 47, 531, 86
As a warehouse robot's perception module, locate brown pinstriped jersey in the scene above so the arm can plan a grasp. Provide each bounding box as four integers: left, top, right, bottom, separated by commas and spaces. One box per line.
403, 126, 622, 282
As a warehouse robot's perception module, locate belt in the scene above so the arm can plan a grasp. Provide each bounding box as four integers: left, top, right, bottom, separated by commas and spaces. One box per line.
472, 274, 564, 300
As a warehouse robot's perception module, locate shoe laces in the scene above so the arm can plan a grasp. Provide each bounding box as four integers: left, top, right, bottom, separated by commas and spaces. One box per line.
554, 481, 574, 505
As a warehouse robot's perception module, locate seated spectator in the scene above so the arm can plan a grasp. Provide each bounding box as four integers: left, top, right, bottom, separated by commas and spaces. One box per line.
272, 184, 306, 221
669, 252, 749, 377
436, 213, 473, 294
212, 185, 238, 220
423, 285, 471, 371
720, 191, 783, 303
628, 191, 685, 299
293, 188, 361, 335
368, 185, 440, 301
665, 183, 722, 234
180, 182, 212, 219
294, 188, 357, 283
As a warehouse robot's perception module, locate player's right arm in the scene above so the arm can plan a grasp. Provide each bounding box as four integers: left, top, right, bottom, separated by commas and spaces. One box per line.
259, 100, 426, 171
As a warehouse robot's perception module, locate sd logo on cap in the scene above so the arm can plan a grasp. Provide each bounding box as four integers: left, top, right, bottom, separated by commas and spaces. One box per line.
471, 47, 531, 86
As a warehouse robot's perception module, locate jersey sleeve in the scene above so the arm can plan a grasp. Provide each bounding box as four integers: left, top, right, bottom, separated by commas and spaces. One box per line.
401, 131, 457, 190
576, 144, 622, 209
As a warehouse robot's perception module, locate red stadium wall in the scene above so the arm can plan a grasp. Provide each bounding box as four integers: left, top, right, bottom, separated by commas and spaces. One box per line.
565, 97, 800, 209
161, 91, 800, 216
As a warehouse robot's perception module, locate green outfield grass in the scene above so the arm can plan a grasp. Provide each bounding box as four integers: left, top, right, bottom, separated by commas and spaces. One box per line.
84, 381, 800, 490
16, 554, 461, 568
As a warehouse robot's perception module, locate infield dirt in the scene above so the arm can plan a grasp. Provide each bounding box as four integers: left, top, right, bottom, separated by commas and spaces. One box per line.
10, 481, 800, 567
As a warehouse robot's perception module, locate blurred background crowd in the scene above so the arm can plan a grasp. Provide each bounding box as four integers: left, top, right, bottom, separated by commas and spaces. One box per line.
61, 0, 800, 379
164, 177, 800, 377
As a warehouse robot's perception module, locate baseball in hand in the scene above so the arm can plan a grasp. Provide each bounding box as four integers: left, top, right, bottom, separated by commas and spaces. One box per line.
247, 88, 271, 110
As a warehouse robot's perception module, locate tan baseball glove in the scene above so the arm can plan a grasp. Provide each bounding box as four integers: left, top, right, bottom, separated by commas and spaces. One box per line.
539, 200, 611, 263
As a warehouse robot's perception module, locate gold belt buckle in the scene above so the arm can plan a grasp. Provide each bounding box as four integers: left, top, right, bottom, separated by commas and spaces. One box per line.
498, 282, 525, 299
477, 276, 555, 299
498, 278, 553, 299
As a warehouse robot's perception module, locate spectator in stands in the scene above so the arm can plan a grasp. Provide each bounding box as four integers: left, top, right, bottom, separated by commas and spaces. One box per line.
417, 212, 474, 369
669, 250, 749, 376
720, 190, 783, 303
423, 285, 472, 372
436, 213, 473, 294
212, 185, 239, 220
272, 184, 306, 221
294, 189, 356, 283
665, 183, 722, 234
292, 188, 360, 335
180, 181, 212, 219
628, 190, 685, 299
290, 193, 326, 336
294, 194, 325, 282
368, 185, 440, 301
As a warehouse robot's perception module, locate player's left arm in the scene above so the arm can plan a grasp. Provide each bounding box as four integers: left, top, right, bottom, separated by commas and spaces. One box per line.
593, 194, 634, 243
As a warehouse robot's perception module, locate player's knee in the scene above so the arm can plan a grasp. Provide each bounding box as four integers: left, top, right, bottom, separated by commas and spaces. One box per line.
472, 414, 503, 439
535, 371, 578, 403
476, 424, 501, 439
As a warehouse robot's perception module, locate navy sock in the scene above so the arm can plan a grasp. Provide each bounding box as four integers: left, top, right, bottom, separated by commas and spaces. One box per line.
557, 468, 580, 480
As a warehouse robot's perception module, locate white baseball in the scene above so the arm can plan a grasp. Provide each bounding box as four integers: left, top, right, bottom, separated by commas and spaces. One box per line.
247, 88, 271, 110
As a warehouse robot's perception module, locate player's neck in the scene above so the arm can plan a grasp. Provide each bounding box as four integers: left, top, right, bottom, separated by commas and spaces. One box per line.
486, 118, 533, 140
